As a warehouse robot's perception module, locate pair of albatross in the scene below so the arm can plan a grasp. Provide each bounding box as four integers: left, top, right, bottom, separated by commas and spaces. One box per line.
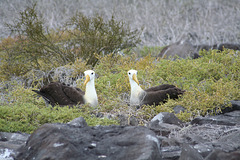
33, 70, 184, 107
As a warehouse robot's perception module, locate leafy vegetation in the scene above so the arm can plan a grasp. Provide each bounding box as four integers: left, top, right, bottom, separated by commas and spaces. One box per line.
0, 3, 141, 80
1, 48, 239, 133
65, 12, 142, 66
0, 103, 118, 133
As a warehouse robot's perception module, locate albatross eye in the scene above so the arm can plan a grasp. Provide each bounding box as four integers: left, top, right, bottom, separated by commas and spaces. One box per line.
91, 72, 94, 75
128, 72, 131, 75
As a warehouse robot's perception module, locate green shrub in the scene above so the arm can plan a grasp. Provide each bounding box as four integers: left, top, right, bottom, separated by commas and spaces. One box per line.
65, 12, 142, 66
0, 102, 118, 133
0, 3, 141, 81
0, 48, 239, 133
1, 3, 67, 80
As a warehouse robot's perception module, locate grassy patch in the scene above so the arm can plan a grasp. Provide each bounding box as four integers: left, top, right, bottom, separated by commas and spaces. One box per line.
0, 48, 239, 133
0, 102, 118, 133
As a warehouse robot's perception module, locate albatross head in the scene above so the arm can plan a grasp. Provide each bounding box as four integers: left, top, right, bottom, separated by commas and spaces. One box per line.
127, 69, 139, 86
84, 70, 96, 86
127, 69, 144, 106
83, 70, 98, 107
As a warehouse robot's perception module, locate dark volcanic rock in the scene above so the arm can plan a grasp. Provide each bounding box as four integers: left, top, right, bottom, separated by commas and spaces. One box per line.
179, 143, 204, 160
230, 100, 240, 109
161, 146, 181, 160
217, 43, 240, 51
0, 132, 30, 159
195, 43, 240, 52
158, 40, 199, 59
118, 114, 139, 126
151, 112, 183, 126
16, 124, 161, 160
147, 120, 181, 137
205, 149, 240, 160
221, 100, 240, 113
173, 105, 186, 114
191, 110, 240, 126
67, 116, 88, 127
158, 40, 240, 60
193, 143, 214, 158
211, 131, 240, 152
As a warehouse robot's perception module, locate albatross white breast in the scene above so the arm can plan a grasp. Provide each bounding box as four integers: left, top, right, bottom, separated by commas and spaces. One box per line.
127, 69, 185, 107
32, 70, 98, 107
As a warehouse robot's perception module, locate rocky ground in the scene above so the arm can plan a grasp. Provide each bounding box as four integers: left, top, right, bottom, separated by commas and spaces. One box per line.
0, 100, 240, 160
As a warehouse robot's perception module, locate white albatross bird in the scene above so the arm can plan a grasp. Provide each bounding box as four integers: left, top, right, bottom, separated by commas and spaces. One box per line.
127, 69, 185, 107
32, 70, 98, 107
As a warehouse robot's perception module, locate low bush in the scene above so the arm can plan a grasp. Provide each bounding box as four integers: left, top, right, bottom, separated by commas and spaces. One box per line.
0, 103, 118, 133
0, 48, 239, 133
0, 3, 141, 81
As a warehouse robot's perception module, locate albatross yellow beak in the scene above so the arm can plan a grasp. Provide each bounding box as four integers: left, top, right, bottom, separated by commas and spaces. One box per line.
84, 75, 90, 86
132, 73, 139, 85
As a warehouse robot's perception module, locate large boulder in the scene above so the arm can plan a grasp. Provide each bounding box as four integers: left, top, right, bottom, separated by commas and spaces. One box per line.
158, 40, 199, 59
150, 112, 183, 126
191, 110, 240, 126
179, 143, 204, 160
158, 40, 240, 60
16, 124, 162, 160
205, 149, 240, 160
216, 43, 240, 51
0, 132, 29, 159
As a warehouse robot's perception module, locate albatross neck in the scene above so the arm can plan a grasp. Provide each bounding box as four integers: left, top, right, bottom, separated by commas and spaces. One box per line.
130, 79, 143, 93
130, 79, 145, 106
84, 80, 98, 107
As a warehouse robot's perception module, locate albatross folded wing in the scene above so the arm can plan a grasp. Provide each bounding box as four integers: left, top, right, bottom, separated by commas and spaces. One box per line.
142, 87, 185, 106
62, 85, 85, 105
145, 84, 176, 92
